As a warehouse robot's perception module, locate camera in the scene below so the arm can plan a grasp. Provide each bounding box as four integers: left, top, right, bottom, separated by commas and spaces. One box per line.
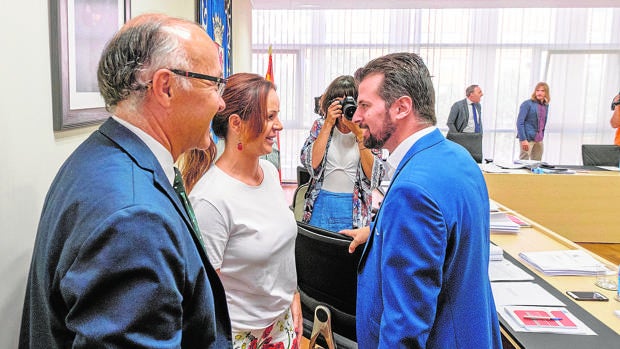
612, 91, 620, 111
314, 96, 322, 115
334, 96, 358, 120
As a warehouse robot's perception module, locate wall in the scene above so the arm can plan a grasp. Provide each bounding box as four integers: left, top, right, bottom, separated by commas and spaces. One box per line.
0, 1, 215, 347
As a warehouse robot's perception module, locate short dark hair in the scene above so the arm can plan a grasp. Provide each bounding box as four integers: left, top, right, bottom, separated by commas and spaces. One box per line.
320, 75, 357, 116
354, 52, 436, 125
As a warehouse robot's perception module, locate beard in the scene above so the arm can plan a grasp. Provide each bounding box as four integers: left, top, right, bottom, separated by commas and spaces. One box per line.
362, 113, 396, 150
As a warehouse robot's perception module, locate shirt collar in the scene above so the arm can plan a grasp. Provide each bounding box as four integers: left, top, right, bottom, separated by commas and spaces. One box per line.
111, 116, 175, 186
385, 126, 436, 180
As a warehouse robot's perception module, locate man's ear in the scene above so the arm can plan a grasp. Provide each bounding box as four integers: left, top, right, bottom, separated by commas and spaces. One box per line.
392, 96, 413, 120
151, 69, 173, 106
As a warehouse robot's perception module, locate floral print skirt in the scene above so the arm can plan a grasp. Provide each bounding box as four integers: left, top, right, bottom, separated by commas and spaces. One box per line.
233, 308, 299, 349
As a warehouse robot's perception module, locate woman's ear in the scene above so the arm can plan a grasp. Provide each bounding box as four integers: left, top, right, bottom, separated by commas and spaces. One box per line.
229, 114, 243, 134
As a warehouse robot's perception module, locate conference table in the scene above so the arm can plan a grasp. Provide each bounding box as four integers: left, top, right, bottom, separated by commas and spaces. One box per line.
483, 166, 620, 243
491, 202, 620, 348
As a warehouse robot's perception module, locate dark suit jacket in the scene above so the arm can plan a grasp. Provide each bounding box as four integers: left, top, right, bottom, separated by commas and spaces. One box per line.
19, 118, 232, 348
356, 129, 501, 348
446, 98, 482, 133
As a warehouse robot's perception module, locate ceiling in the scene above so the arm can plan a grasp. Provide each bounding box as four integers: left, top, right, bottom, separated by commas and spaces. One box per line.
250, 0, 620, 10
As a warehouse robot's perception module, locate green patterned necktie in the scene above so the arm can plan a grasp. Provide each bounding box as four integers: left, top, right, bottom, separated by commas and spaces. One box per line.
173, 167, 206, 249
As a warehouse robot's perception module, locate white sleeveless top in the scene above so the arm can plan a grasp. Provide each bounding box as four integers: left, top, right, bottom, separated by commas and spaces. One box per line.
322, 126, 358, 193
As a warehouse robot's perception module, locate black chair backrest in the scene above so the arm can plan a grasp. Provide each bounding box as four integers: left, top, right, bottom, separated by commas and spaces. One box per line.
446, 132, 483, 163
581, 144, 620, 166
295, 222, 363, 341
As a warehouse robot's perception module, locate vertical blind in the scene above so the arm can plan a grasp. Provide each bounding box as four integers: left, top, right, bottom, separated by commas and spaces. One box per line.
251, 7, 620, 182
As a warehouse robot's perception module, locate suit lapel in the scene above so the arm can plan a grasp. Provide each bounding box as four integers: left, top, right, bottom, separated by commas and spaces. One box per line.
98, 118, 207, 260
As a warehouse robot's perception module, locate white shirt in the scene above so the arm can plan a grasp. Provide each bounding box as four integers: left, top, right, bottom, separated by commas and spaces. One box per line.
385, 126, 437, 180
463, 99, 477, 133
112, 116, 175, 184
189, 159, 298, 330
322, 126, 358, 193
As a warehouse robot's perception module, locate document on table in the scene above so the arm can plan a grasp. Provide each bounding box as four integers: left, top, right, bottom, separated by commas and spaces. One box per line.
489, 260, 535, 281
490, 211, 520, 233
489, 199, 500, 212
501, 306, 595, 335
490, 243, 504, 261
491, 281, 565, 307
597, 166, 620, 172
519, 249, 615, 276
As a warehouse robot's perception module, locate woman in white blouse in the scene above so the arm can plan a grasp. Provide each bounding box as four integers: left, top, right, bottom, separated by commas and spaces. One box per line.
180, 73, 301, 349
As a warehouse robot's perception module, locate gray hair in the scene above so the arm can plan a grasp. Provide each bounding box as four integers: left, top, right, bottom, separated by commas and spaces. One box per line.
354, 52, 436, 125
465, 84, 479, 97
97, 15, 197, 112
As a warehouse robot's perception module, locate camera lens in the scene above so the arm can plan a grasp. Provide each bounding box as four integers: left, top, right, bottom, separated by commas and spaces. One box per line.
342, 104, 357, 120
340, 96, 357, 120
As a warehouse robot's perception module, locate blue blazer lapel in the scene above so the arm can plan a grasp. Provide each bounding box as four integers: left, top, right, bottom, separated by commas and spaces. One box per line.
358, 128, 445, 271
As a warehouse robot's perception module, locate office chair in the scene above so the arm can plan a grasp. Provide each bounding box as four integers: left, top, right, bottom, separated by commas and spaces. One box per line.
290, 183, 309, 221
446, 132, 483, 163
297, 165, 311, 185
295, 222, 362, 349
581, 144, 620, 166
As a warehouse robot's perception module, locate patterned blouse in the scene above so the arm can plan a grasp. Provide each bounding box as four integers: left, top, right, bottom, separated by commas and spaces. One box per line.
299, 117, 385, 228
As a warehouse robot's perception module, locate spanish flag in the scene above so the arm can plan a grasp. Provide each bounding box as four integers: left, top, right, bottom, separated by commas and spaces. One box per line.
265, 45, 274, 82
263, 45, 281, 182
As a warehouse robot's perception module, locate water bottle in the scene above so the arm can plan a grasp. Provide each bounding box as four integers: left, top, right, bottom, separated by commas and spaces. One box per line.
617, 265, 620, 301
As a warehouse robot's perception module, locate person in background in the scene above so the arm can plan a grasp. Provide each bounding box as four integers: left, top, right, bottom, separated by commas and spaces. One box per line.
181, 73, 302, 349
609, 92, 620, 146
342, 52, 502, 348
517, 82, 550, 161
300, 75, 384, 231
19, 14, 232, 348
446, 84, 484, 134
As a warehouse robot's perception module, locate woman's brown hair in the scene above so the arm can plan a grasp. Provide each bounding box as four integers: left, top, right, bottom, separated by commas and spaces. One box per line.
179, 73, 276, 192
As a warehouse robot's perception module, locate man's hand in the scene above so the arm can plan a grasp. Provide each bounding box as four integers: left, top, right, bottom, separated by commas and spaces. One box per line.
340, 226, 370, 253
520, 140, 529, 152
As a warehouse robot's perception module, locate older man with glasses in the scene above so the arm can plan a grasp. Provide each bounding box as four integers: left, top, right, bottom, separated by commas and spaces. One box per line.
19, 13, 232, 348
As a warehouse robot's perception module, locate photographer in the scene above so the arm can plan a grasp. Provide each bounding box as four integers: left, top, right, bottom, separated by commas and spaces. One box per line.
300, 75, 384, 231
610, 92, 620, 146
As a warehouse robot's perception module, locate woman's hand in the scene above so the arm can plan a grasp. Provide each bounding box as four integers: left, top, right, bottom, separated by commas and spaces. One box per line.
291, 291, 303, 346
324, 99, 342, 127
339, 116, 363, 141
520, 140, 529, 152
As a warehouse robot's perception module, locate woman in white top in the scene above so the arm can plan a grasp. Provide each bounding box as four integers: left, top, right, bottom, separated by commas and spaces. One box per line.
300, 75, 384, 231
180, 73, 301, 349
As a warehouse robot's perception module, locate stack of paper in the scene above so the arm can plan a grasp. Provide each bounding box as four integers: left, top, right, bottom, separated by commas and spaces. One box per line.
490, 212, 520, 233
489, 199, 500, 212
505, 214, 531, 227
519, 250, 614, 276
490, 244, 504, 261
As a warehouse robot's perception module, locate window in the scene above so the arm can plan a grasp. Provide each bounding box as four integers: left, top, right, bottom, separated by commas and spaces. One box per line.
252, 8, 620, 181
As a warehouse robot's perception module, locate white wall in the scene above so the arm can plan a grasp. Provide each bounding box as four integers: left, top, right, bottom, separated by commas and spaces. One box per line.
0, 1, 205, 347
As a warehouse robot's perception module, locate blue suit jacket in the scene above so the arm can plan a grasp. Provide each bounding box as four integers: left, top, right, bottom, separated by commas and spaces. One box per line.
19, 118, 232, 348
356, 129, 502, 348
517, 99, 548, 141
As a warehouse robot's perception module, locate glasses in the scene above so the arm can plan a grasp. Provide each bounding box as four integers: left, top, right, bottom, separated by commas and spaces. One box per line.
169, 69, 227, 96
